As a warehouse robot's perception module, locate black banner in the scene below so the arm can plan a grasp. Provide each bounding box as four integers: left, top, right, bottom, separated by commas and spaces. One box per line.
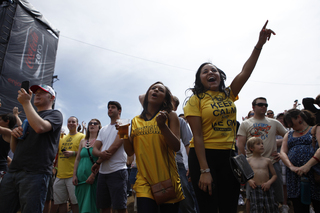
0, 0, 59, 120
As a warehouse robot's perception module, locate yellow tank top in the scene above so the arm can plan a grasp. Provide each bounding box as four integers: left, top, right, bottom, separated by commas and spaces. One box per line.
131, 113, 184, 203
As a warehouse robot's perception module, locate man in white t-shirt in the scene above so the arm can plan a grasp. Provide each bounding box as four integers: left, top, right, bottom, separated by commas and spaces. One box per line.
237, 97, 287, 212
92, 101, 128, 213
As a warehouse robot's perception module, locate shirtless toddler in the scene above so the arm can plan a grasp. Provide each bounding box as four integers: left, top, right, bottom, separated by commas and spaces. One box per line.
247, 137, 279, 213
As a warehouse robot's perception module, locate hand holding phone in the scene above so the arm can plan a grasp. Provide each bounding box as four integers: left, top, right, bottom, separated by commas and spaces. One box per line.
17, 81, 31, 105
21, 81, 29, 93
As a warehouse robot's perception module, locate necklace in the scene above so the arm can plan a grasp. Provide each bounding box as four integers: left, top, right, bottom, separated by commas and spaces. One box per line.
86, 138, 96, 148
295, 125, 309, 135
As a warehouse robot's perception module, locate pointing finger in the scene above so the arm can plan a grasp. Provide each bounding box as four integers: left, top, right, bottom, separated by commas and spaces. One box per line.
262, 20, 268, 30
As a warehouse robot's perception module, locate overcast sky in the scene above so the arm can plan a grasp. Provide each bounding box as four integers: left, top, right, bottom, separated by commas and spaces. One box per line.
28, 0, 320, 133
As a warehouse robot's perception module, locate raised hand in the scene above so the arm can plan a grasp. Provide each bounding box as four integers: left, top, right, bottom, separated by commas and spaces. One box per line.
256, 20, 276, 48
17, 88, 32, 105
156, 110, 168, 128
12, 107, 21, 115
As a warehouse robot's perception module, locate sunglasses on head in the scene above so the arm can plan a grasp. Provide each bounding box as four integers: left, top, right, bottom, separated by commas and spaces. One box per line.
255, 103, 268, 107
89, 122, 99, 126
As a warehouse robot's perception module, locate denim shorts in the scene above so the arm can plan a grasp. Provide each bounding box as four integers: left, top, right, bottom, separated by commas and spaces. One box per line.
96, 169, 128, 210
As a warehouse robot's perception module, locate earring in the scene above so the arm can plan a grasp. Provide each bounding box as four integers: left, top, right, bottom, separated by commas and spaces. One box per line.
299, 120, 302, 124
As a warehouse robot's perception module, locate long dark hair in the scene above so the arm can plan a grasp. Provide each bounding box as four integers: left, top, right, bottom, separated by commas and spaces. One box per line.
85, 119, 102, 140
190, 62, 227, 98
140, 81, 173, 120
283, 109, 316, 128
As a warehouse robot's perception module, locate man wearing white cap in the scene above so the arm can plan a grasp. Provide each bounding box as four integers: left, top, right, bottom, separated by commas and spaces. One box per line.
0, 84, 63, 213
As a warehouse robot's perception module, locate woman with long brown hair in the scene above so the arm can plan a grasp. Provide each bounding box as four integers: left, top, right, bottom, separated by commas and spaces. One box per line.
72, 119, 102, 213
123, 81, 184, 213
183, 21, 275, 213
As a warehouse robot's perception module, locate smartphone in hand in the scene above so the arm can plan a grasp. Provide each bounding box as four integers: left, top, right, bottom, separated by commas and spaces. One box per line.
21, 81, 29, 92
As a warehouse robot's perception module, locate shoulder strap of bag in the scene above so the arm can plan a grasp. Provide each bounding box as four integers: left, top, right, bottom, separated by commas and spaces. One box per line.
167, 115, 171, 178
311, 124, 320, 148
86, 142, 95, 165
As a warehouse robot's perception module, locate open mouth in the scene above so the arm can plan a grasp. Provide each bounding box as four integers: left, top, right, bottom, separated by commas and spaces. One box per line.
208, 77, 216, 82
152, 93, 158, 98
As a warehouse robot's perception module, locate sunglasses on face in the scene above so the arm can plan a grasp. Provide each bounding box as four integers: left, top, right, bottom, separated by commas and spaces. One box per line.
267, 112, 274, 115
89, 122, 99, 126
255, 103, 268, 107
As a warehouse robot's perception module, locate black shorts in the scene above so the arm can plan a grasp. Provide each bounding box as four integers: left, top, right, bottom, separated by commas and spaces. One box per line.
96, 169, 128, 210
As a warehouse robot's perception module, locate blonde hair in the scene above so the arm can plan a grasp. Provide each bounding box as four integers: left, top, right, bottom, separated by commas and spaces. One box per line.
247, 137, 263, 152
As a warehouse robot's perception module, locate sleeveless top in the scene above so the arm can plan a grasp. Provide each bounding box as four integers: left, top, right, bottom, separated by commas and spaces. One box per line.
0, 135, 10, 171
286, 129, 320, 200
131, 113, 184, 203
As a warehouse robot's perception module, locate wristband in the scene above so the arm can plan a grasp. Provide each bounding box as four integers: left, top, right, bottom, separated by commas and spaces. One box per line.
73, 151, 76, 156
254, 46, 262, 51
95, 162, 101, 165
313, 156, 320, 163
54, 167, 58, 170
200, 168, 210, 174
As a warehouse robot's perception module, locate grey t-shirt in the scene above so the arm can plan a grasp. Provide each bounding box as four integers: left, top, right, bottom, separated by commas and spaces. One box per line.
175, 117, 192, 164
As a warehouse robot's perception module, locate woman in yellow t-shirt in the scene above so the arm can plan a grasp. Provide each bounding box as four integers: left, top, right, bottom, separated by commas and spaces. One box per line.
183, 21, 275, 213
123, 82, 184, 213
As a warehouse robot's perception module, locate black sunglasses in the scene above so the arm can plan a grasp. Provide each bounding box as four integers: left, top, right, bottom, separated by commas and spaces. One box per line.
89, 122, 99, 126
255, 103, 268, 107
267, 112, 274, 115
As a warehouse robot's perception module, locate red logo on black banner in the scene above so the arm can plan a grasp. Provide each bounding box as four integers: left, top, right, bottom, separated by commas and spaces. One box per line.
21, 26, 44, 77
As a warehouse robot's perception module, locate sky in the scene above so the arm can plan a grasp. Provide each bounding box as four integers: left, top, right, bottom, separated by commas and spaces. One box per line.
27, 0, 320, 133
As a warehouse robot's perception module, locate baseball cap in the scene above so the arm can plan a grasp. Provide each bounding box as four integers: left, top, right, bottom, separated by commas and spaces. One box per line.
30, 84, 56, 97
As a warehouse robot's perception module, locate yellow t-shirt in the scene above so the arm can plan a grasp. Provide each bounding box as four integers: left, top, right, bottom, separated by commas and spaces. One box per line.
131, 114, 184, 203
57, 132, 85, 179
183, 88, 238, 150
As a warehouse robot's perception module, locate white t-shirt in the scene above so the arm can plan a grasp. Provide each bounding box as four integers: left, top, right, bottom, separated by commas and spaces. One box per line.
97, 123, 127, 174
238, 117, 287, 163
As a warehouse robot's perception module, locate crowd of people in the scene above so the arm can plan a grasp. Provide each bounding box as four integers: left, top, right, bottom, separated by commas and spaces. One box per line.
0, 20, 319, 213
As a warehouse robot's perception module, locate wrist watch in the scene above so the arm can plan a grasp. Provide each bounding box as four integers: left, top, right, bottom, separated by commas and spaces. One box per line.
200, 168, 210, 174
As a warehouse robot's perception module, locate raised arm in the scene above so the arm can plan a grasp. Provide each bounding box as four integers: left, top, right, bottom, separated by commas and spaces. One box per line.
0, 126, 12, 143
123, 135, 134, 157
12, 107, 22, 126
156, 111, 180, 152
230, 20, 276, 97
302, 98, 318, 114
18, 89, 52, 133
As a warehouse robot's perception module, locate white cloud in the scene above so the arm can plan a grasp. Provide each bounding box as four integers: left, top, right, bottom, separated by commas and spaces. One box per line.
28, 0, 320, 132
